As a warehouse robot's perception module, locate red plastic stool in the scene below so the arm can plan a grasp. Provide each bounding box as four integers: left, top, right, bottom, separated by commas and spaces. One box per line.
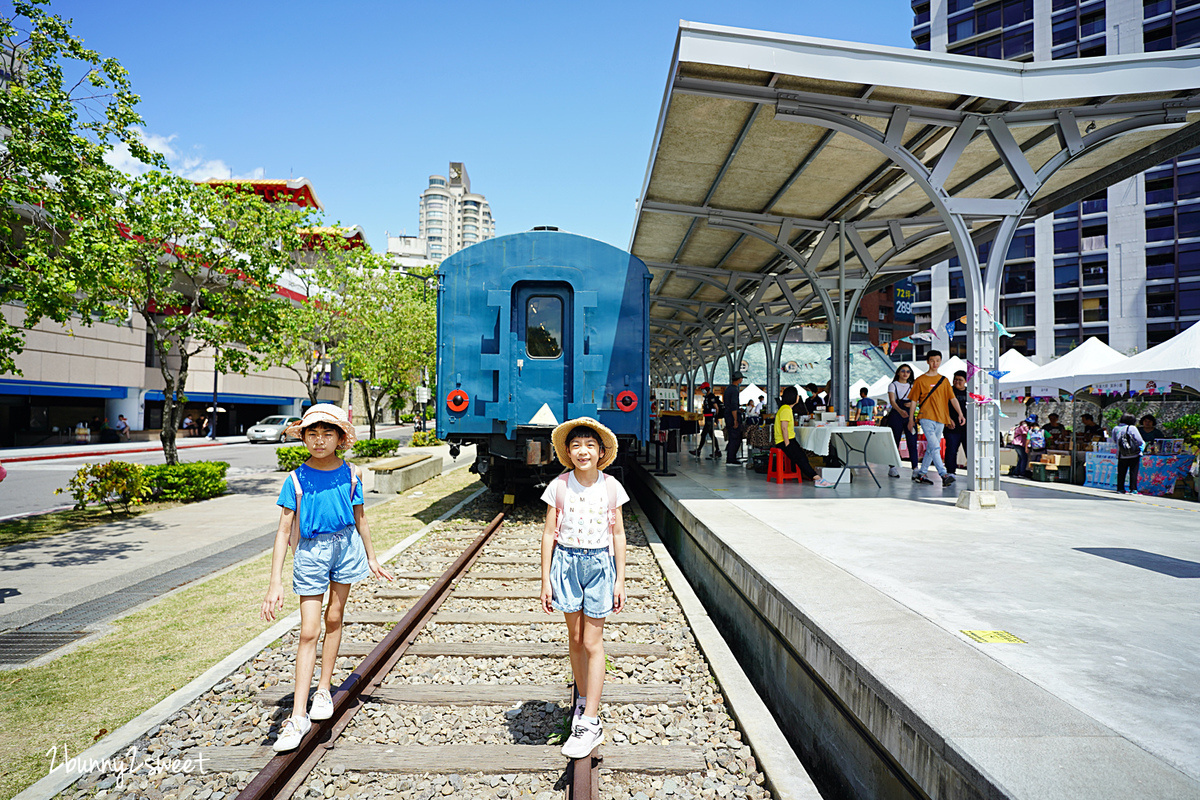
767, 448, 803, 484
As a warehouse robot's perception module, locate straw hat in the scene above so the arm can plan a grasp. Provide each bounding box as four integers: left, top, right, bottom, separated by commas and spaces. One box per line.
284, 403, 357, 447
551, 417, 618, 470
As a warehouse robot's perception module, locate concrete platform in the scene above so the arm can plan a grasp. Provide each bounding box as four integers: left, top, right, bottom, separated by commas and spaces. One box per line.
629, 446, 1200, 800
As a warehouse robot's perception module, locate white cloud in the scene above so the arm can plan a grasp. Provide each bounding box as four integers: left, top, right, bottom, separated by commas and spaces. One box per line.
103, 127, 265, 181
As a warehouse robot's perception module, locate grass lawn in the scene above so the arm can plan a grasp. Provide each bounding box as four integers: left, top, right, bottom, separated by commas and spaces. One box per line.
0, 466, 482, 800
0, 502, 185, 549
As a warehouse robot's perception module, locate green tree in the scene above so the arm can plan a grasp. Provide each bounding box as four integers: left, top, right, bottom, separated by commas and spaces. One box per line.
73, 171, 308, 464
338, 262, 436, 440
1, 1, 162, 374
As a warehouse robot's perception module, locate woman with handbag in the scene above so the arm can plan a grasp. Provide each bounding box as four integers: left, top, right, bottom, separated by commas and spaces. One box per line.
884, 365, 919, 478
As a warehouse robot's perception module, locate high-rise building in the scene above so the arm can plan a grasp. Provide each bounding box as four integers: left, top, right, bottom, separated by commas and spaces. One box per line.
417, 162, 496, 261
909, 0, 1200, 362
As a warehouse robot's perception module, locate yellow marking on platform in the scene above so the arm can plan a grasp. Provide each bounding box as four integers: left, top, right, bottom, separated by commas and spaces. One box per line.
961, 630, 1026, 644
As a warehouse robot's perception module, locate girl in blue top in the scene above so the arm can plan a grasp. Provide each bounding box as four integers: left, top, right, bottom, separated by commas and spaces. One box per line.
260, 404, 392, 752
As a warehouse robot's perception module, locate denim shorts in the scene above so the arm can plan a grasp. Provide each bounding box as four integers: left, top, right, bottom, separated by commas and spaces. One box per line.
293, 525, 369, 596
550, 545, 616, 618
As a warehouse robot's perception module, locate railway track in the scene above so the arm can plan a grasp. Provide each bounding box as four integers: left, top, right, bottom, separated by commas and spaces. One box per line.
64, 492, 772, 800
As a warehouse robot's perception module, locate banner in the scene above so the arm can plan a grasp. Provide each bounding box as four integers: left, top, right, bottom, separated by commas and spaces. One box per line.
894, 278, 915, 322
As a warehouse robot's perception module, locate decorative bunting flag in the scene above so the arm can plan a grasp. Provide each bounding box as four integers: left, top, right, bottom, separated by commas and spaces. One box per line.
964, 360, 983, 381
900, 335, 915, 343
924, 327, 939, 338
888, 340, 900, 355
958, 315, 968, 324
910, 332, 936, 342
987, 369, 1009, 380
861, 348, 872, 361
983, 305, 992, 317
994, 320, 1014, 338
945, 320, 956, 341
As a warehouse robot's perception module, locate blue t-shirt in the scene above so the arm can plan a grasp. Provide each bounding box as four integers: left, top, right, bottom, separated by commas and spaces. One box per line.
856, 398, 876, 414
277, 461, 363, 538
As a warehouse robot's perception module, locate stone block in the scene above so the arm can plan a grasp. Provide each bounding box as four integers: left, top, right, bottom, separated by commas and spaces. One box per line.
374, 456, 443, 494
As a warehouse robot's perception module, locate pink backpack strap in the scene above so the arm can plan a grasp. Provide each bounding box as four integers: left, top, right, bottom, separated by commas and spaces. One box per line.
604, 474, 620, 555
553, 472, 570, 537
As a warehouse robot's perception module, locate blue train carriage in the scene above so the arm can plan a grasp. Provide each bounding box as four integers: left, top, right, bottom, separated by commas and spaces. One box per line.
436, 229, 650, 491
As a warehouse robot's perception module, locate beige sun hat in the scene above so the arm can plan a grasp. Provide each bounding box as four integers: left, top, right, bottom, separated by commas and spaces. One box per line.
283, 403, 357, 448
551, 417, 619, 470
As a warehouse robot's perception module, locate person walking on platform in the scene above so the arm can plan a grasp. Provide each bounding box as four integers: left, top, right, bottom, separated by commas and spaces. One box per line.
909, 350, 965, 487
774, 387, 834, 487
723, 372, 745, 465
260, 404, 394, 752
1009, 415, 1033, 478
540, 417, 630, 759
884, 365, 919, 479
689, 383, 722, 460
1112, 414, 1146, 494
944, 370, 969, 475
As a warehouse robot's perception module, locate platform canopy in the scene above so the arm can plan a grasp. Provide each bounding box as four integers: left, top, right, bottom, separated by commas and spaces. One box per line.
631, 21, 1200, 492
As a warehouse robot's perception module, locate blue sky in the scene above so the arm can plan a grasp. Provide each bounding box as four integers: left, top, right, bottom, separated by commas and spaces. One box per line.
59, 1, 914, 251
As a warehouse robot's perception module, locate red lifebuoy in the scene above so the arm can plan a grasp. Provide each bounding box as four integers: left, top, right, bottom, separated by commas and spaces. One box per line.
616, 391, 638, 412
446, 390, 469, 413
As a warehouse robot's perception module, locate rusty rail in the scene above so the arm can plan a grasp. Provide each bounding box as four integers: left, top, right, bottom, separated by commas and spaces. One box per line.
237, 511, 506, 800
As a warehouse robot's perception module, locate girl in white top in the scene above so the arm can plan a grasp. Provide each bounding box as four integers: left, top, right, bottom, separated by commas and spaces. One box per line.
886, 364, 920, 478
539, 417, 629, 760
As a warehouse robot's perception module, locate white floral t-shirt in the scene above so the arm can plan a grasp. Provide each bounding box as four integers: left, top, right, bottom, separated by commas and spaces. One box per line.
540, 472, 630, 549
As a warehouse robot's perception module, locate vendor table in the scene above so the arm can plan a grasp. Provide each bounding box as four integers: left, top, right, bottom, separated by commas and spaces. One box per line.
796, 425, 903, 487
658, 410, 700, 436
1083, 451, 1195, 496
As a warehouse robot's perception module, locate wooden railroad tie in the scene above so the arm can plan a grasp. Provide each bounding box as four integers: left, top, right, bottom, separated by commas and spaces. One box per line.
374, 587, 652, 600
184, 743, 706, 775
328, 641, 673, 659
256, 682, 686, 707
388, 571, 646, 582
343, 611, 663, 625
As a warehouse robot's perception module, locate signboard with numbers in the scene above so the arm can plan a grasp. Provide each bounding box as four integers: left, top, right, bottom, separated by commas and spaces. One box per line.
894, 278, 915, 322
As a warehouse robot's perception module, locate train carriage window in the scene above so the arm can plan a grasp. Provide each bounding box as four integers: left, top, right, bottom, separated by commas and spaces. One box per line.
526, 296, 563, 358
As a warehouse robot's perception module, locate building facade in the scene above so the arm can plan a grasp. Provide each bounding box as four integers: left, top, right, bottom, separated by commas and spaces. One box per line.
417, 162, 496, 261
910, 0, 1200, 362
0, 178, 344, 447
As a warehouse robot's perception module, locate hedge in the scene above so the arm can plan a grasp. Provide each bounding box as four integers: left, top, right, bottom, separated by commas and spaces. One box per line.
353, 438, 400, 459
143, 461, 229, 502
276, 445, 311, 472
410, 430, 444, 447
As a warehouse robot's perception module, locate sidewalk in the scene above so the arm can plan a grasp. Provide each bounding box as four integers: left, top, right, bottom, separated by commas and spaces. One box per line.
0, 424, 406, 463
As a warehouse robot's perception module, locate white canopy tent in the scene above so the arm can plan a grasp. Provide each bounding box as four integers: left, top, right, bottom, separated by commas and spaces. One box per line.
997, 337, 1128, 394
998, 349, 1038, 379
1073, 321, 1200, 394
739, 383, 765, 405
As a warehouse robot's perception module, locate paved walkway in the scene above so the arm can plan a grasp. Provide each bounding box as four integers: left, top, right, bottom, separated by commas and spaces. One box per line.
638, 443, 1200, 798
0, 442, 473, 665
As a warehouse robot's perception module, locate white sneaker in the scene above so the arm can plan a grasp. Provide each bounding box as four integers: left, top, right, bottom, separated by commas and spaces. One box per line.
813, 478, 835, 488
272, 715, 311, 752
888, 466, 900, 478
561, 717, 604, 759
309, 688, 333, 721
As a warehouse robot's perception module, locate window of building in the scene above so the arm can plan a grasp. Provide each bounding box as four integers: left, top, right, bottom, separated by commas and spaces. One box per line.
1146, 175, 1174, 205
1004, 28, 1035, 58
1055, 335, 1080, 356
1052, 0, 1074, 10
1079, 9, 1106, 38
949, 17, 975, 41
1179, 165, 1200, 200
1180, 208, 1200, 239
1003, 0, 1034, 25
1054, 223, 1079, 253
1055, 297, 1080, 324
463, 224, 478, 233
1005, 262, 1036, 294
1082, 255, 1108, 286
1144, 19, 1174, 50
915, 279, 932, 304
429, 178, 446, 187
913, 1, 930, 25
879, 306, 892, 321
1081, 191, 1108, 215
1180, 286, 1200, 316
1082, 295, 1108, 322
1144, 0, 1171, 18
1004, 301, 1035, 327
426, 227, 443, 236
1053, 14, 1078, 44
1054, 259, 1079, 289
1147, 248, 1175, 280
1147, 289, 1176, 317
1146, 209, 1175, 242
1180, 6, 1200, 46
145, 332, 160, 368
426, 210, 443, 219
1081, 223, 1107, 251
1180, 242, 1200, 277
948, 270, 965, 299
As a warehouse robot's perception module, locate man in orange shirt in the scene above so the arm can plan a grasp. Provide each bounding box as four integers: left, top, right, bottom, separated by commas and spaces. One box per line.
908, 350, 966, 487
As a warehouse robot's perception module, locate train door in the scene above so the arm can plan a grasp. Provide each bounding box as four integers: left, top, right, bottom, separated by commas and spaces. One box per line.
512, 283, 571, 427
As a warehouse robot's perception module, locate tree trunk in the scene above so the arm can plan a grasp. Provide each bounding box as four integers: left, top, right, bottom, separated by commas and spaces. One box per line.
158, 348, 190, 466
357, 378, 378, 440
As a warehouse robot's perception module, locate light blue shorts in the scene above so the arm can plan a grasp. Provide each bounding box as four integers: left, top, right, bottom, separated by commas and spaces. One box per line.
550, 545, 615, 619
293, 525, 369, 596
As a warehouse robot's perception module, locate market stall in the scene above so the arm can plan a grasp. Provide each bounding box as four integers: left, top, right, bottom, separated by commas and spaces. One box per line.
1084, 442, 1194, 496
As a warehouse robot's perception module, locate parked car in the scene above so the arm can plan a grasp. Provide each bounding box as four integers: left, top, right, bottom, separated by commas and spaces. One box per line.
246, 415, 302, 444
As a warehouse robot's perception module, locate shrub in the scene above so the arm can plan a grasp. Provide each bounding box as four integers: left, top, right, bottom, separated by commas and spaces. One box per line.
56, 461, 149, 514
353, 438, 400, 459
1164, 413, 1200, 442
144, 461, 229, 502
410, 430, 444, 447
276, 445, 310, 472
399, 413, 415, 423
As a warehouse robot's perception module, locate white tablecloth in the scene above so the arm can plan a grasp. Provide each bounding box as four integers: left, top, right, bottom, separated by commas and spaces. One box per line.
796, 425, 902, 469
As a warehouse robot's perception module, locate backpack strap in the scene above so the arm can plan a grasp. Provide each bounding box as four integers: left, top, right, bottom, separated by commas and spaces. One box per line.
288, 470, 303, 554
605, 474, 620, 556
552, 472, 570, 538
